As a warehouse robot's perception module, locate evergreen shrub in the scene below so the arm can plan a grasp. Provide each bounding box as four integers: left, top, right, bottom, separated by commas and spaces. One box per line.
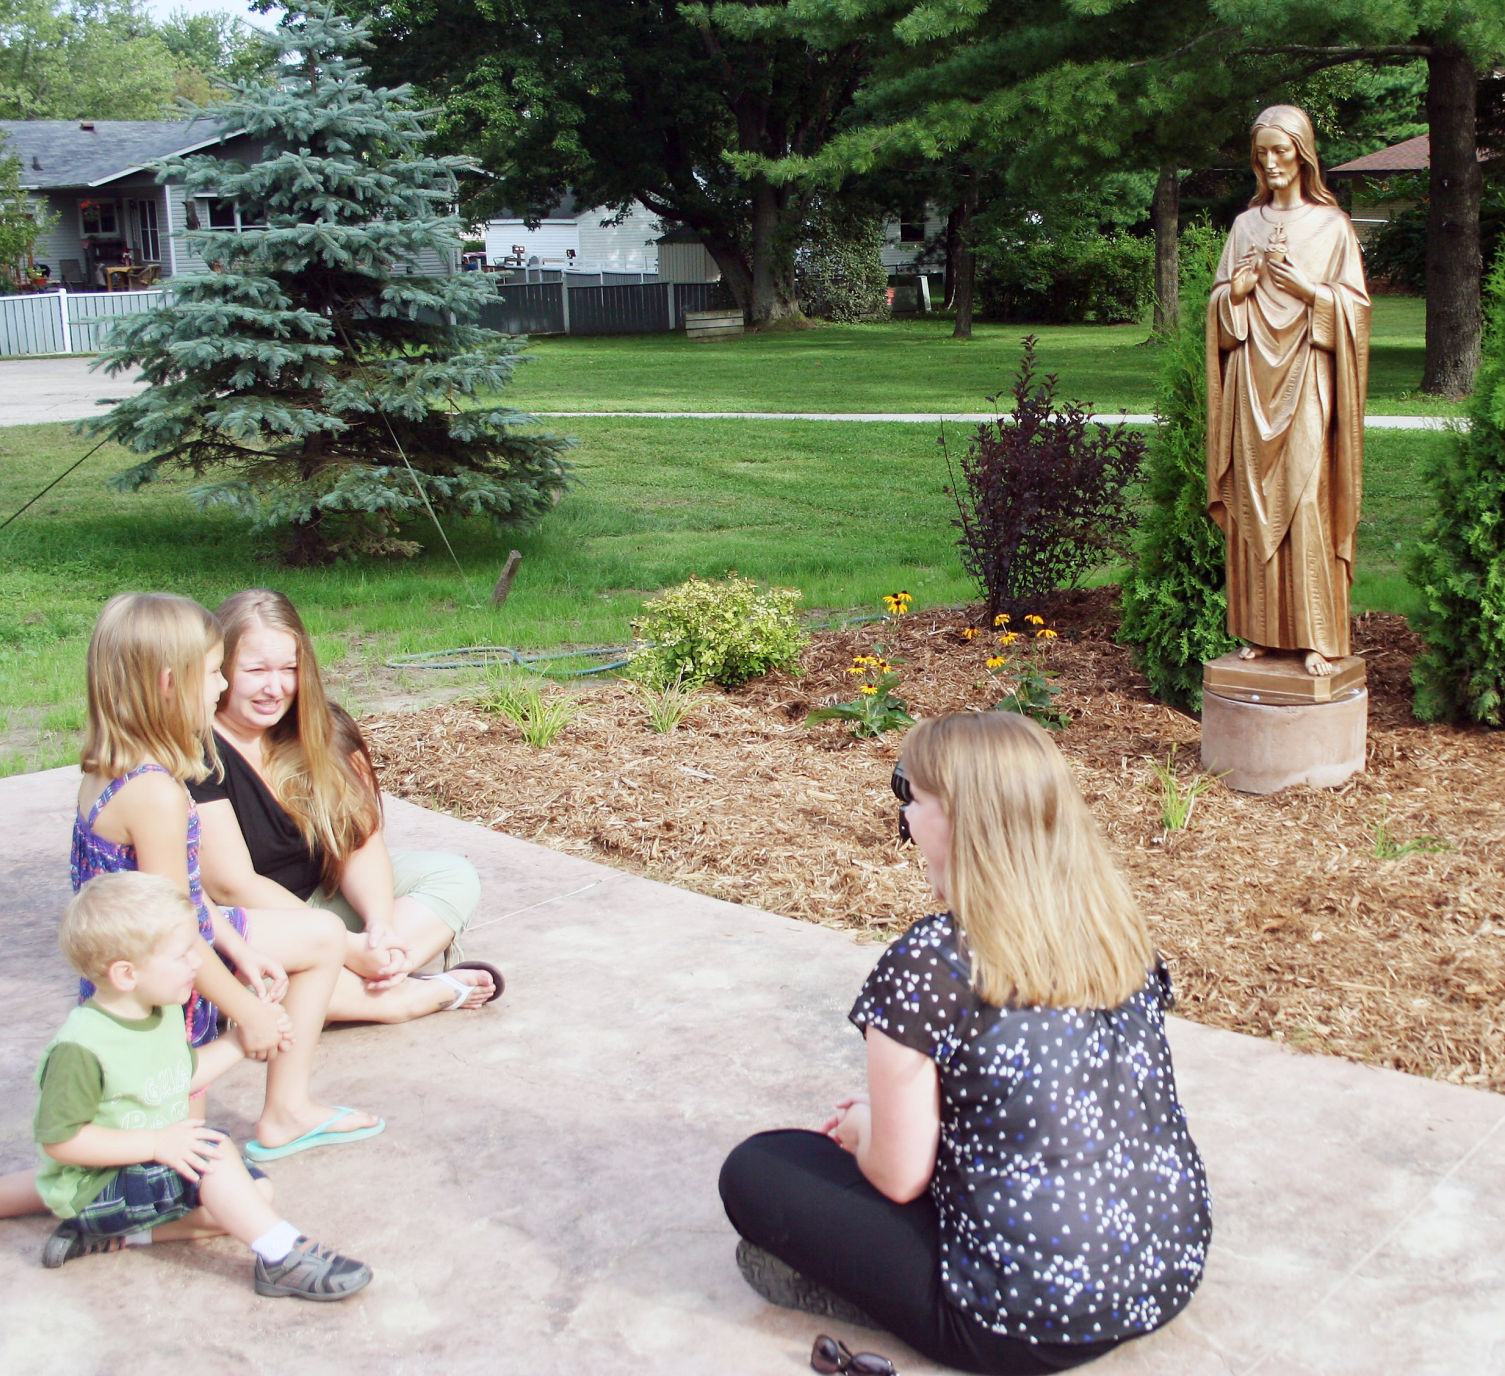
1117, 220, 1236, 711
943, 337, 1145, 619
628, 576, 808, 689
1407, 247, 1505, 726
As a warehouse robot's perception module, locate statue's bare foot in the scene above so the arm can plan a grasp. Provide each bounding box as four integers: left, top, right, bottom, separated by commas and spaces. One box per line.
1304, 650, 1334, 677
1238, 645, 1267, 661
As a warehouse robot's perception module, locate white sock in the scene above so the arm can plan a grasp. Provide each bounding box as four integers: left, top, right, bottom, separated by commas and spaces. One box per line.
124, 1230, 153, 1247
250, 1220, 301, 1264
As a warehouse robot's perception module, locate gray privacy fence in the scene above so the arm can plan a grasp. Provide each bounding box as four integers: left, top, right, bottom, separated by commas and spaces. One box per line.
0, 288, 171, 358
1, 279, 731, 357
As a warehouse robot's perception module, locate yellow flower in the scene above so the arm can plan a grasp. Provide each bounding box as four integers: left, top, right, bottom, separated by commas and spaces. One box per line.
859, 684, 879, 696
985, 655, 1006, 669
961, 626, 980, 640
992, 613, 1010, 626
999, 631, 1021, 647
1036, 627, 1058, 640
1025, 614, 1044, 626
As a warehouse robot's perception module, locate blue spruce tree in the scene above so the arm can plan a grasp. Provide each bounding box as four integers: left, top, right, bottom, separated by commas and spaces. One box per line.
93, 6, 571, 562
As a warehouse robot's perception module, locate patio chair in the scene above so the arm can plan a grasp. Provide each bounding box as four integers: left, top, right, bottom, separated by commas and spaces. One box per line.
58, 259, 85, 288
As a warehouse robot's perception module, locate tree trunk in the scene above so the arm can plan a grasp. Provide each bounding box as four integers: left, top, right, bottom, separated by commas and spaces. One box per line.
952, 185, 977, 340
943, 204, 963, 309
1151, 163, 1180, 337
1421, 44, 1481, 397
743, 178, 801, 328
701, 236, 755, 319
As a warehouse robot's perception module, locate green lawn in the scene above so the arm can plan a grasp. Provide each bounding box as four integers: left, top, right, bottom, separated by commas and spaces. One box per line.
0, 394, 1449, 775
502, 297, 1450, 417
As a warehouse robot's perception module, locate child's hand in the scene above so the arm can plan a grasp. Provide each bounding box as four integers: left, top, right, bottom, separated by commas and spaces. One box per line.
152, 1119, 225, 1182
236, 945, 289, 1004
236, 999, 293, 1060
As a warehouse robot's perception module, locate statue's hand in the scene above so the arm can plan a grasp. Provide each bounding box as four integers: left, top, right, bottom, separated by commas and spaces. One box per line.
1267, 256, 1317, 304
1229, 251, 1261, 303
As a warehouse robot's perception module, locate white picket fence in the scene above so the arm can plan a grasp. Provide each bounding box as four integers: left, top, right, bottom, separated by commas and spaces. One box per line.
0, 288, 169, 358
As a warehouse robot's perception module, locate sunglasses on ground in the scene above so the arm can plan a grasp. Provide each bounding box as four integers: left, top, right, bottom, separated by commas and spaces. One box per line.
811, 1333, 897, 1375
890, 762, 912, 844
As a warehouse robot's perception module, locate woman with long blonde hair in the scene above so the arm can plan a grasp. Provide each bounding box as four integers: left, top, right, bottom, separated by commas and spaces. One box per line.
721, 712, 1211, 1374
190, 590, 499, 1023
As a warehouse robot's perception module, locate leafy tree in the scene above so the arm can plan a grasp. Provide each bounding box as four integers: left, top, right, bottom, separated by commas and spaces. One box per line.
158, 8, 277, 106
0, 0, 180, 119
1117, 220, 1236, 711
349, 0, 869, 328
1407, 245, 1505, 726
0, 140, 51, 276
92, 7, 571, 564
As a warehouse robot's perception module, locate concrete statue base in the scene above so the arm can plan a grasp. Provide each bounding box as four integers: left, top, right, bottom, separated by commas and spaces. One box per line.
1201, 652, 1367, 794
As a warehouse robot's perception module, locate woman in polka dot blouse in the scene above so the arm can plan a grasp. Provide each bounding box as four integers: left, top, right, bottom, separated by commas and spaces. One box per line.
721, 711, 1211, 1373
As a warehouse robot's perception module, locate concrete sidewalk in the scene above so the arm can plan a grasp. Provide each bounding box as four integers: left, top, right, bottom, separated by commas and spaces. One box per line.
0, 766, 1500, 1376
0, 356, 1457, 430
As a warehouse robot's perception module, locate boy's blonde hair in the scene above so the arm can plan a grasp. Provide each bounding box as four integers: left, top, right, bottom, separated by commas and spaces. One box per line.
215, 590, 380, 887
900, 712, 1153, 1010
60, 872, 197, 983
81, 593, 221, 783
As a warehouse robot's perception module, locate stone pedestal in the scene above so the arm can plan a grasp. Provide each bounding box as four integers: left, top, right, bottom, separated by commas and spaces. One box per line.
1201, 652, 1367, 794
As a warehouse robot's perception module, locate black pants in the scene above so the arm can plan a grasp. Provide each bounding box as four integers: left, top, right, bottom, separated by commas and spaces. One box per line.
719, 1130, 1125, 1376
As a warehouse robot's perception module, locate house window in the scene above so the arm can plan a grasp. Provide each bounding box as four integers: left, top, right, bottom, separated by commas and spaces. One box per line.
898, 209, 927, 243
196, 197, 267, 231
80, 199, 119, 236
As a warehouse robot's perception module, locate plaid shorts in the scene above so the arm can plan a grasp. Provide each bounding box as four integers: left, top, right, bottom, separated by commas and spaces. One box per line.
71, 1140, 265, 1237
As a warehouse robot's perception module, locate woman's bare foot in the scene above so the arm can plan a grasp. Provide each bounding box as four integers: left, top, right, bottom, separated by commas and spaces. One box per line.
254, 1103, 381, 1151
1238, 644, 1267, 660
417, 967, 496, 1012
1304, 650, 1334, 677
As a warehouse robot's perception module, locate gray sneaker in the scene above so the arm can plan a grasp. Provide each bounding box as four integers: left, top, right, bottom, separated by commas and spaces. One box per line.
42, 1220, 129, 1269
254, 1236, 372, 1301
734, 1239, 877, 1328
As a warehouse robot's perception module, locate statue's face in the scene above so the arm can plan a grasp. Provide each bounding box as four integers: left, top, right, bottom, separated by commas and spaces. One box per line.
1254, 127, 1302, 194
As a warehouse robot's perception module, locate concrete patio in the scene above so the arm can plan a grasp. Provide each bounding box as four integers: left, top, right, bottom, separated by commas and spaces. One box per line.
0, 765, 1500, 1376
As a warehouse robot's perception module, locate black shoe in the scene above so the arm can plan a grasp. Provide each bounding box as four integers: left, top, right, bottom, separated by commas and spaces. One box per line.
734, 1239, 877, 1328
42, 1220, 129, 1269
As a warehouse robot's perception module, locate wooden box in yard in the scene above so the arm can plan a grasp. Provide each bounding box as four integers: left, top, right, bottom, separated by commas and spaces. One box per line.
684, 309, 743, 339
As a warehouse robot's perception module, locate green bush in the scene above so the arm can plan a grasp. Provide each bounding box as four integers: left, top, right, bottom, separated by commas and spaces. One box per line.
975, 229, 1152, 325
797, 205, 891, 323
1117, 220, 1238, 710
1407, 246, 1505, 726
628, 576, 809, 688
1365, 178, 1505, 292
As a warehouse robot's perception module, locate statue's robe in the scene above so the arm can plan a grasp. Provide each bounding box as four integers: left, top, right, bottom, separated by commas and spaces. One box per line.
1206, 202, 1369, 659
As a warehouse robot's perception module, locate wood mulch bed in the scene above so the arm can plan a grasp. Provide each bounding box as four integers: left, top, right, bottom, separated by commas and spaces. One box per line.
365, 588, 1505, 1094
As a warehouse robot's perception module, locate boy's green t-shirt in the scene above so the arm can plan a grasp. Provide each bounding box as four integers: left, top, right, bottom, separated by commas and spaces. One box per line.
34, 1001, 194, 1219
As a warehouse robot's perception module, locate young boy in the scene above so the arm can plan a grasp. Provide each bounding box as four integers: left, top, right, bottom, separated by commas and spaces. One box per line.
29, 871, 372, 1301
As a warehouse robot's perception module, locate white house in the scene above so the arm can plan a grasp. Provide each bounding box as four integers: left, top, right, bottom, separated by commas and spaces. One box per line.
480, 195, 665, 272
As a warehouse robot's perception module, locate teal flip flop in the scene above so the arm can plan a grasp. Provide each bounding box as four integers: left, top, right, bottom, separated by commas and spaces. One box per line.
244, 1107, 385, 1163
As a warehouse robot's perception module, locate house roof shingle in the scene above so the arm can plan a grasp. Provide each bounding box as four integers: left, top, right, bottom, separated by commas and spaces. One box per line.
0, 118, 242, 189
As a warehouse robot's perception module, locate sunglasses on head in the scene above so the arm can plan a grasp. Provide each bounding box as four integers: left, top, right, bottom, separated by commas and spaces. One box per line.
890, 762, 912, 844
811, 1334, 897, 1375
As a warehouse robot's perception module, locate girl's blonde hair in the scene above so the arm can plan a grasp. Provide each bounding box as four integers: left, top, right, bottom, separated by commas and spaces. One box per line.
900, 712, 1152, 1010
215, 590, 380, 888
81, 592, 221, 783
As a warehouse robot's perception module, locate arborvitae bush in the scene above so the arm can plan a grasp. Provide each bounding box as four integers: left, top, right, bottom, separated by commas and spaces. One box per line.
1117, 222, 1236, 711
796, 203, 890, 323
92, 7, 571, 563
1407, 248, 1505, 726
942, 336, 1145, 619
